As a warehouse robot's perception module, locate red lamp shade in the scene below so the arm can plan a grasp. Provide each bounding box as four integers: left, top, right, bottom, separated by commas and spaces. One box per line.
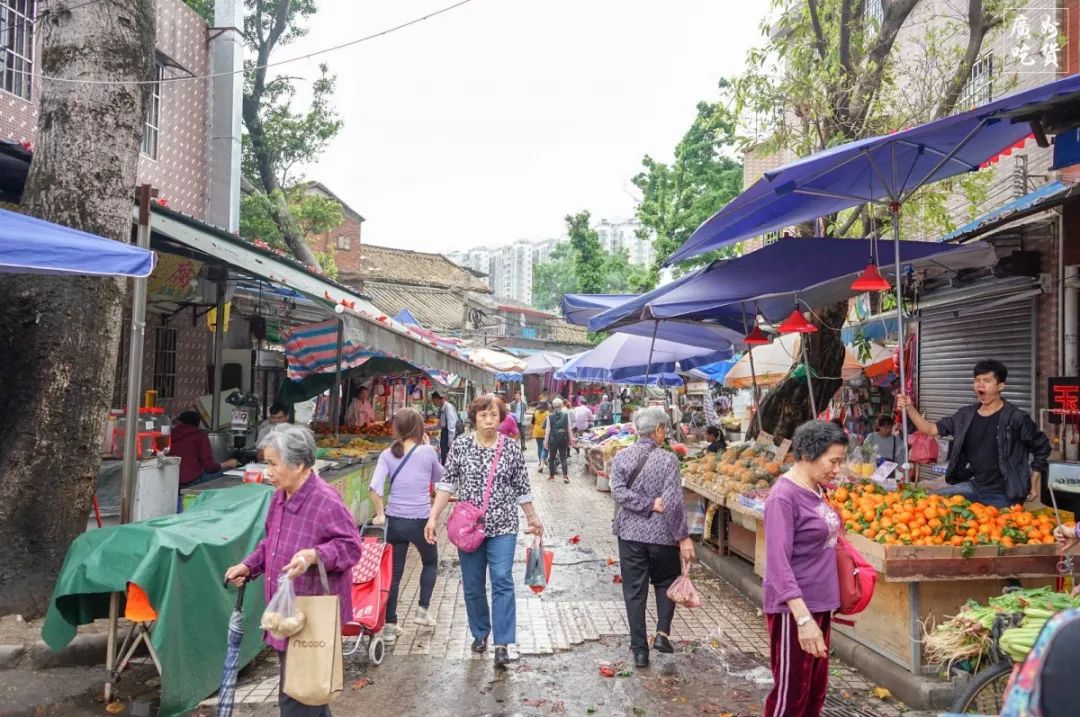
850, 263, 891, 292
778, 308, 818, 334
744, 324, 771, 345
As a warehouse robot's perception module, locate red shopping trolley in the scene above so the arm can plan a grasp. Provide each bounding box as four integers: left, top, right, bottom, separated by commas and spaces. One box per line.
343, 522, 393, 665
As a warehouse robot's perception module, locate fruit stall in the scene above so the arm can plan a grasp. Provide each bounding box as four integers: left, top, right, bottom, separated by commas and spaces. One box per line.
579, 423, 638, 488
682, 444, 1071, 675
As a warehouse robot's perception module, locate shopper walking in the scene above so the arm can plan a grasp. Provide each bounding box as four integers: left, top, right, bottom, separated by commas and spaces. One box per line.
369, 408, 442, 644
598, 394, 614, 426
531, 401, 550, 473
763, 420, 847, 717
425, 394, 543, 669
545, 397, 572, 483
610, 406, 694, 669
572, 401, 593, 454
224, 424, 362, 717
509, 391, 528, 452
432, 391, 460, 465
897, 359, 1050, 508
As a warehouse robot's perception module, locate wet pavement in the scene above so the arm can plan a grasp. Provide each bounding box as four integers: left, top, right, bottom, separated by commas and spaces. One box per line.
5, 449, 914, 716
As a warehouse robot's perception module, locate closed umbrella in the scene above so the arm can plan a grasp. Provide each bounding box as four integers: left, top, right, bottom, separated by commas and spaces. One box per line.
216, 580, 247, 717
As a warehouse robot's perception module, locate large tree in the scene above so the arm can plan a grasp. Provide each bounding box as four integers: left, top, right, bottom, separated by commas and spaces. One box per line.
733, 0, 1011, 438
633, 94, 744, 283
0, 0, 157, 615
532, 242, 650, 312
566, 211, 607, 295
242, 0, 343, 268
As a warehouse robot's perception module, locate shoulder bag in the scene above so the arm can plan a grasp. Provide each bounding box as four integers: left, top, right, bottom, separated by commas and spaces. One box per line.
830, 506, 877, 624
446, 435, 505, 553
612, 444, 659, 521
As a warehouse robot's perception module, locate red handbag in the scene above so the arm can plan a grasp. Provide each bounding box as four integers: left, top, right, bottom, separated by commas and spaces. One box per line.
835, 532, 877, 621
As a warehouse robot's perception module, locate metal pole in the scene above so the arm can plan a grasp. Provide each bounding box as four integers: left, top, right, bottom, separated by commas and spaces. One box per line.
111, 184, 153, 703
642, 319, 659, 390
891, 203, 910, 478
742, 305, 763, 433
802, 335, 817, 418
210, 279, 226, 430
331, 318, 344, 443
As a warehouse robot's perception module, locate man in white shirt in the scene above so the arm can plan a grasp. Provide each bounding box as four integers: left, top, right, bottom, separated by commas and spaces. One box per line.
433, 392, 459, 465
255, 402, 290, 443
572, 403, 593, 454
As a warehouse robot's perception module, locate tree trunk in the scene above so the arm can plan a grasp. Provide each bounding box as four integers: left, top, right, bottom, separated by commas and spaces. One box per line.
748, 301, 848, 441
0, 0, 156, 617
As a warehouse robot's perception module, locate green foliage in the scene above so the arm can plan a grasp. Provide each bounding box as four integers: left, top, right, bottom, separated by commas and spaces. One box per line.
633, 96, 743, 279
532, 243, 577, 312
566, 211, 606, 295
182, 0, 213, 23
240, 186, 343, 250
315, 246, 339, 280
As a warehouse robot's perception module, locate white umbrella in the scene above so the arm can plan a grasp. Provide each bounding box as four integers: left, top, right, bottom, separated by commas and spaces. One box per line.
724, 334, 801, 389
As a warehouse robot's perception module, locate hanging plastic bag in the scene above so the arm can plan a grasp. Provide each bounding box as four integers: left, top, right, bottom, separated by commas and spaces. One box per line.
524, 537, 553, 593
666, 560, 701, 608
909, 432, 939, 465
261, 574, 307, 639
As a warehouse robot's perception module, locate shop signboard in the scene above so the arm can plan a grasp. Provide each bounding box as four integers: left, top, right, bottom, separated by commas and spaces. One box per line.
147, 253, 201, 304
1047, 377, 1080, 424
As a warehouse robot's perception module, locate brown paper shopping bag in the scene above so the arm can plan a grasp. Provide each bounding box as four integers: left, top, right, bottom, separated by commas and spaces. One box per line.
284, 563, 343, 705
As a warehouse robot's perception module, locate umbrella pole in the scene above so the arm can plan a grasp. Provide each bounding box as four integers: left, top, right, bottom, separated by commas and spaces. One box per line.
331, 318, 344, 443
742, 305, 762, 433
802, 336, 818, 418
642, 320, 659, 390
891, 202, 910, 478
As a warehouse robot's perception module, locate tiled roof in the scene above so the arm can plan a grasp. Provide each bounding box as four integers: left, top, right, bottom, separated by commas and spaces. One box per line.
496, 297, 555, 319
545, 319, 590, 346
361, 282, 469, 333
344, 244, 493, 293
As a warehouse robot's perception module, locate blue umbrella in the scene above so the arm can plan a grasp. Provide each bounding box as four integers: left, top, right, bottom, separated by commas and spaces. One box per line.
554, 333, 732, 384
659, 74, 1080, 468
216, 580, 247, 717
561, 293, 637, 326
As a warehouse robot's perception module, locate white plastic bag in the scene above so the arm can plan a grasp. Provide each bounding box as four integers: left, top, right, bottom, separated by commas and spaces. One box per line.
261, 574, 307, 639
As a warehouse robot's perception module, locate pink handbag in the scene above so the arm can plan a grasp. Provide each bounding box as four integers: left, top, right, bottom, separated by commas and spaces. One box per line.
446, 436, 504, 553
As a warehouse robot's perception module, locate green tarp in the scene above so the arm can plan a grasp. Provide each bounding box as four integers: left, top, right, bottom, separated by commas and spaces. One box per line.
42, 484, 274, 717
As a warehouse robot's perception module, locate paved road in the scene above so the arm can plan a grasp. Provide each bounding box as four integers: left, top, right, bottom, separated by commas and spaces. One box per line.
201, 448, 910, 717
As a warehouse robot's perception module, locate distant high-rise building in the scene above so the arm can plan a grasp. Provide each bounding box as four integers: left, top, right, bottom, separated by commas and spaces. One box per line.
594, 218, 655, 268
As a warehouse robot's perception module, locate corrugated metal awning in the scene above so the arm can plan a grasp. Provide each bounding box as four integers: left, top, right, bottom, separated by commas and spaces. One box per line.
143, 206, 496, 386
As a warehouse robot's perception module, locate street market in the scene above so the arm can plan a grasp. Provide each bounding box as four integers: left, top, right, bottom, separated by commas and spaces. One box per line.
6, 3, 1080, 717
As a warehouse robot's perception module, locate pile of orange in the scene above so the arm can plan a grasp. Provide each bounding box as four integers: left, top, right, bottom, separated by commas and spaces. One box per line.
830, 482, 1058, 548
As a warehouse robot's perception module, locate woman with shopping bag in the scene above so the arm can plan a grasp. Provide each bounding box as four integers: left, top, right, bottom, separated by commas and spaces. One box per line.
610, 407, 696, 669
762, 420, 848, 717
225, 424, 362, 716
424, 394, 543, 669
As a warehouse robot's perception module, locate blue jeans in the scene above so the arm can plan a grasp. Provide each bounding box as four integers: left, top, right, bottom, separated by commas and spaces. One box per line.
932, 481, 1013, 508
458, 533, 517, 646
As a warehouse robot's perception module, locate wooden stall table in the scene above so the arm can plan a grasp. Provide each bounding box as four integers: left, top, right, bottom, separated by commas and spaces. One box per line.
836, 534, 1063, 675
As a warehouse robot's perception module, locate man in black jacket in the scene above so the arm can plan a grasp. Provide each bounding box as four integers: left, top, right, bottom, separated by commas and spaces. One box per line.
896, 359, 1050, 508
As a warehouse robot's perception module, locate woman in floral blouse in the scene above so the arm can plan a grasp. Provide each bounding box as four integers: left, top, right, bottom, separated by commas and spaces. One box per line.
425, 394, 544, 669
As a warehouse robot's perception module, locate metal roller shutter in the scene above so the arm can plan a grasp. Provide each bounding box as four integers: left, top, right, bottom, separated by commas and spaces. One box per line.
917, 278, 1040, 422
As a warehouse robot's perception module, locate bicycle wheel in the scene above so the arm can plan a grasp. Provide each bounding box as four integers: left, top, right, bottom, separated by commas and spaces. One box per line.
950, 660, 1015, 714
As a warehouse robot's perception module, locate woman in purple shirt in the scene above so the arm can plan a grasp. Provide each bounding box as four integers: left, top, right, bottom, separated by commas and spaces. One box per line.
610, 407, 696, 669
370, 408, 444, 643
225, 424, 362, 717
763, 420, 847, 717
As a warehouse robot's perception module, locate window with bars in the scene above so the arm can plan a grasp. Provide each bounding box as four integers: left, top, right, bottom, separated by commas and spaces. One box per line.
141, 61, 164, 159
1, 0, 35, 101
153, 326, 177, 400
958, 54, 993, 110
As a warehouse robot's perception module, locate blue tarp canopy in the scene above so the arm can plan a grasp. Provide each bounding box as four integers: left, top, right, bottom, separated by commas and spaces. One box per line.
561, 294, 636, 326
553, 332, 732, 384
0, 207, 156, 277
495, 372, 523, 382
666, 73, 1080, 265
940, 180, 1072, 242
688, 358, 738, 384
394, 308, 422, 326
590, 238, 994, 330
841, 313, 900, 344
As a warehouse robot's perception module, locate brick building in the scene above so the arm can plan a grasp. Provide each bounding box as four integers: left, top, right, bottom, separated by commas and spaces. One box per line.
303, 181, 366, 274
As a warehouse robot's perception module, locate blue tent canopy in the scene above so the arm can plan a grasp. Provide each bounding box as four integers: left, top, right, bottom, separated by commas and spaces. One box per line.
688, 358, 738, 384
590, 238, 993, 330
553, 332, 732, 383
666, 73, 1080, 265
394, 308, 422, 327
0, 207, 156, 277
561, 294, 636, 327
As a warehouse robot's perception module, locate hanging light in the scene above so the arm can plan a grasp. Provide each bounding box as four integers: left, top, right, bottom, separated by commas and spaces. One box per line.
778, 306, 818, 334
744, 324, 771, 345
850, 262, 891, 292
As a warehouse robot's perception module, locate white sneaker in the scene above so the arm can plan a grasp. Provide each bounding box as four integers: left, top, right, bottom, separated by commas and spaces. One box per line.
382, 623, 402, 643
412, 607, 437, 627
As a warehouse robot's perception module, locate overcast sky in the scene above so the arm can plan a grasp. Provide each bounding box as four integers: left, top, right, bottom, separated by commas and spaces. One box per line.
281, 0, 769, 254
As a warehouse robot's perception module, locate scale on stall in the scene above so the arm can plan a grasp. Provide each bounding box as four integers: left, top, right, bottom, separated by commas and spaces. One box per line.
226, 390, 261, 449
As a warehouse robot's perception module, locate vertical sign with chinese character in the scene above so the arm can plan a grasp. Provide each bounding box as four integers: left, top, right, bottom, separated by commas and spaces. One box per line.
1048, 377, 1080, 423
